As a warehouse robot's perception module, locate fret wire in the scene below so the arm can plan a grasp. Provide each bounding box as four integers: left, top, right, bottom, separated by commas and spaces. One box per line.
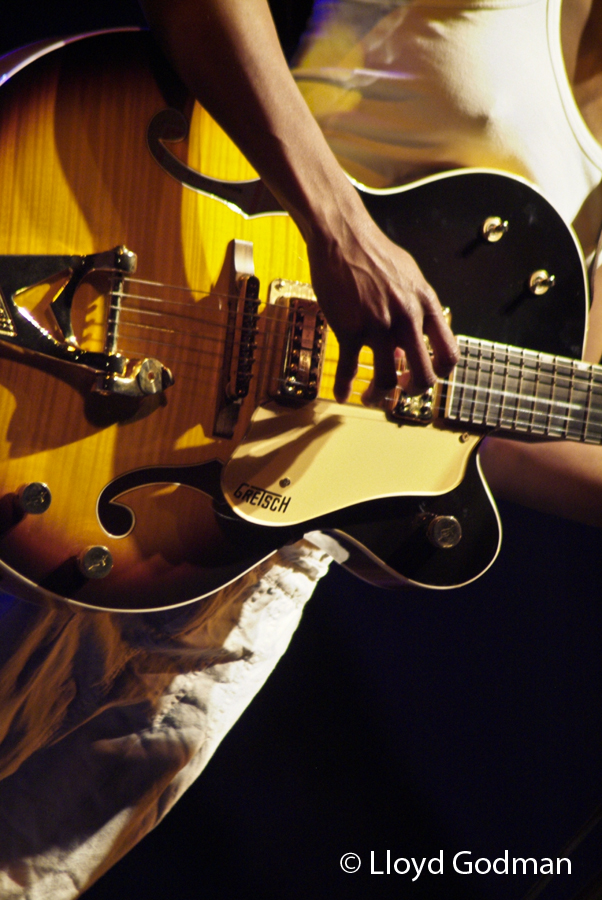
511, 348, 519, 429
564, 358, 576, 439
467, 340, 477, 423
571, 359, 585, 440
455, 337, 469, 421
446, 342, 458, 418
527, 346, 538, 431
445, 360, 456, 418
482, 342, 492, 424
472, 338, 482, 423
483, 342, 492, 423
548, 357, 566, 437
517, 348, 534, 429
584, 367, 594, 442
459, 337, 472, 422
481, 341, 495, 425
495, 344, 510, 428
547, 356, 568, 438
533, 354, 550, 434
498, 345, 506, 426
473, 338, 483, 423
547, 356, 555, 434
515, 347, 526, 429
459, 339, 469, 421
582, 366, 602, 443
593, 377, 602, 443
545, 355, 561, 436
472, 340, 483, 423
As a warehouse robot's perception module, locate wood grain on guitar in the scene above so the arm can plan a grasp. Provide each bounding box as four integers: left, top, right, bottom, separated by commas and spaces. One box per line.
0, 30, 595, 610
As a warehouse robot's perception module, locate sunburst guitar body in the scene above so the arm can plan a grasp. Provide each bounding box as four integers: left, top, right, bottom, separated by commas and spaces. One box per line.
0, 30, 595, 611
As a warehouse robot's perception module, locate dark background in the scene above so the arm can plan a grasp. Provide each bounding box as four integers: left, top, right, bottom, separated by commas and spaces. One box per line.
2, 4, 602, 899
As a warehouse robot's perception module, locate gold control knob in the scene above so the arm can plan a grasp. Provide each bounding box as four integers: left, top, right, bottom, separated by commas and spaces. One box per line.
78, 546, 113, 579
482, 217, 509, 242
17, 482, 52, 515
426, 516, 462, 549
529, 270, 556, 295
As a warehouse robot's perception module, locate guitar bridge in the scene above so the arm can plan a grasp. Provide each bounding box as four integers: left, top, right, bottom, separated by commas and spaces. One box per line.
265, 279, 325, 404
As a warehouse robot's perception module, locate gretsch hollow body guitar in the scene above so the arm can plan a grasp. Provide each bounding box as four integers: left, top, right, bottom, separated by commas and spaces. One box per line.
0, 29, 597, 611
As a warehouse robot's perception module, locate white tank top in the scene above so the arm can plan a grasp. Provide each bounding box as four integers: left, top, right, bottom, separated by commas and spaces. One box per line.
293, 0, 602, 254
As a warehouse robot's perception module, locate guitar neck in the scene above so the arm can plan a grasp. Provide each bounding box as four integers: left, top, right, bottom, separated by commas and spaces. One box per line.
443, 336, 602, 444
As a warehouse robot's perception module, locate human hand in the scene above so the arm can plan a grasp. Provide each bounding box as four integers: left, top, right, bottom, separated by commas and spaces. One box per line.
306, 210, 459, 404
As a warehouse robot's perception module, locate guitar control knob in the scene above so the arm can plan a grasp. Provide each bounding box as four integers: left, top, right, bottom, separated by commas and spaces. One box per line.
17, 482, 52, 515
426, 516, 462, 549
529, 270, 556, 295
78, 546, 113, 580
481, 217, 509, 242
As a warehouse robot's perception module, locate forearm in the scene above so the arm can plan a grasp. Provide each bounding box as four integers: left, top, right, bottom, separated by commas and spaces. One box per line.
139, 0, 458, 399
480, 260, 602, 526
479, 435, 602, 526
139, 0, 363, 243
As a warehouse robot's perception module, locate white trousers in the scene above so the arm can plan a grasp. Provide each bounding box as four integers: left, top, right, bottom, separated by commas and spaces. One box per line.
0, 542, 331, 899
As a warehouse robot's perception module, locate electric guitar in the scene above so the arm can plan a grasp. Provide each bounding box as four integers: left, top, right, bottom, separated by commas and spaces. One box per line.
0, 29, 597, 611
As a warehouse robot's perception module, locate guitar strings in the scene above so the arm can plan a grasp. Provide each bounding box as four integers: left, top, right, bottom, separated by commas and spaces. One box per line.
119, 278, 321, 329
111, 300, 602, 402
112, 274, 602, 380
112, 314, 331, 365
111, 329, 602, 430
115, 316, 602, 425
112, 288, 319, 346
116, 282, 602, 385
116, 309, 602, 415
99, 273, 602, 426
114, 296, 602, 396
107, 272, 602, 391
435, 376, 602, 414
112, 301, 305, 343
116, 304, 602, 404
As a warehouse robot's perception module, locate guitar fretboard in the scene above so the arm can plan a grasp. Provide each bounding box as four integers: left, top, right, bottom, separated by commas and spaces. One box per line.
445, 336, 602, 444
